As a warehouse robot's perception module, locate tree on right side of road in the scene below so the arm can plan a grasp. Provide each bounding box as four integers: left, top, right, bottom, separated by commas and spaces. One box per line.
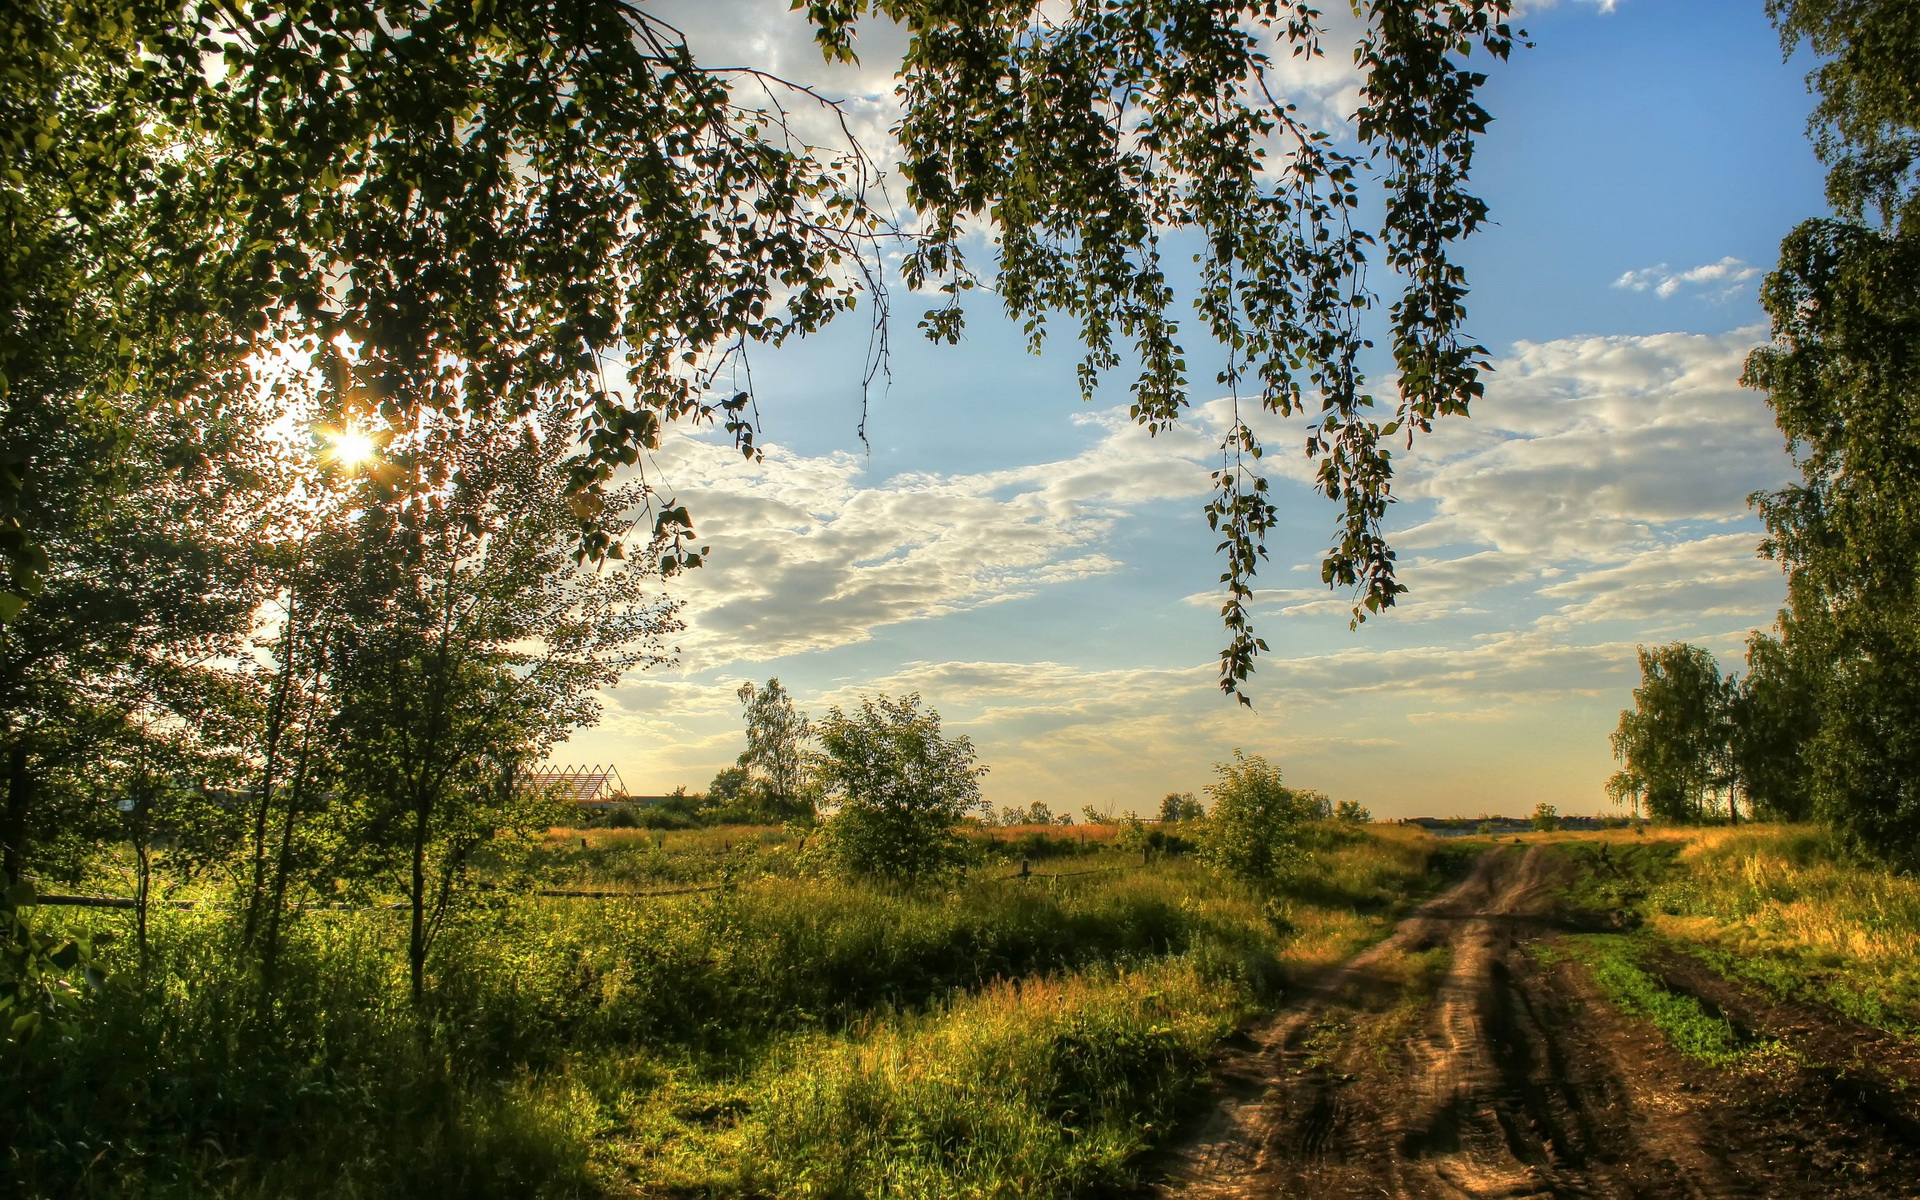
811, 693, 986, 882
1729, 624, 1819, 821
1198, 749, 1310, 886
1745, 0, 1920, 863
1610, 644, 1727, 824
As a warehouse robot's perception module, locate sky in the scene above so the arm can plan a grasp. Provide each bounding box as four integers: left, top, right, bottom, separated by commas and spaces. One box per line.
561, 0, 1830, 820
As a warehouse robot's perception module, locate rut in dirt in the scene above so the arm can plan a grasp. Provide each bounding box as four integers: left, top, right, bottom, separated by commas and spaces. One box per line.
1151, 845, 1920, 1200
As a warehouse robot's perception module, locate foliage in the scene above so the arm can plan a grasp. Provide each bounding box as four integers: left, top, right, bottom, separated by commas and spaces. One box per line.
1530, 802, 1558, 832
1730, 626, 1818, 820
250, 411, 680, 1001
1746, 1, 1920, 865
1561, 935, 1758, 1068
1609, 643, 1736, 824
1197, 750, 1310, 886
735, 679, 815, 824
1647, 826, 1920, 1034
1158, 791, 1206, 823
4, 0, 1523, 701
1334, 799, 1372, 823
1, 883, 110, 1045
811, 693, 986, 881
808, 0, 1519, 695
3, 829, 1459, 1196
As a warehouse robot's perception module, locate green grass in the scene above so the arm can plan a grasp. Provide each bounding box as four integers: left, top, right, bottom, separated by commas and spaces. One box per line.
1641, 827, 1920, 1035
1544, 827, 1920, 1038
1558, 935, 1762, 1068
7, 825, 1467, 1199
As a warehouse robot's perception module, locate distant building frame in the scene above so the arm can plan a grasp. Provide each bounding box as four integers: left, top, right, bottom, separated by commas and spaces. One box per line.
523, 763, 628, 806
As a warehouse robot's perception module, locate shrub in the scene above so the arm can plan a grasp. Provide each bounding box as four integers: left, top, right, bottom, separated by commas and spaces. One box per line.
812, 693, 986, 881
1532, 802, 1559, 832
1197, 750, 1309, 886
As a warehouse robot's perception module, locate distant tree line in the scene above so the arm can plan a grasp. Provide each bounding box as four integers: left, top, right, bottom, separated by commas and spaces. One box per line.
1607, 638, 1817, 828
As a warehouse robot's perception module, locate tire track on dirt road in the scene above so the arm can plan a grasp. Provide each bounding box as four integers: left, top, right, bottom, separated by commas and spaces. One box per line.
1152, 845, 1918, 1200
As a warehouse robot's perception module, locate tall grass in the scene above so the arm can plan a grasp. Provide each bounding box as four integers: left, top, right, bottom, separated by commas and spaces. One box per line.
7, 826, 1462, 1198
1641, 825, 1920, 1032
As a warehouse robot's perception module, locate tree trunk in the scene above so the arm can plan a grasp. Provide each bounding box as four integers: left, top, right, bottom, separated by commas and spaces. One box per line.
2, 741, 30, 944
245, 592, 301, 946
409, 797, 430, 1007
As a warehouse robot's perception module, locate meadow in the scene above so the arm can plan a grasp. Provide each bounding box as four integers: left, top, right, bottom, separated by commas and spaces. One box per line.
6, 823, 1468, 1199
1538, 823, 1920, 1049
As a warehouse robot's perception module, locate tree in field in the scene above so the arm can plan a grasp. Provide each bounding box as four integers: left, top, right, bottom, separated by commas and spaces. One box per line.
1530, 802, 1558, 832
7, 0, 1519, 702
1727, 624, 1819, 821
735, 679, 815, 823
1197, 750, 1310, 886
812, 693, 985, 881
0, 371, 276, 928
277, 412, 680, 1003
1158, 792, 1206, 823
1334, 799, 1372, 823
1742, 0, 1920, 862
1610, 644, 1729, 825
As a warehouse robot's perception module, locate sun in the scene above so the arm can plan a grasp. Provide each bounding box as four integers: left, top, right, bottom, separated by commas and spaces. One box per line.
328, 427, 376, 469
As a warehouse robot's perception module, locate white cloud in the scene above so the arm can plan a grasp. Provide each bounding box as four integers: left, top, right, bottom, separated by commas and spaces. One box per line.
1613, 256, 1762, 302
1537, 533, 1782, 628
1392, 328, 1788, 560
650, 409, 1216, 667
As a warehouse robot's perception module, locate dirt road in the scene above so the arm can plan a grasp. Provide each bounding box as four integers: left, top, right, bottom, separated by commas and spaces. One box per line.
1153, 846, 1920, 1199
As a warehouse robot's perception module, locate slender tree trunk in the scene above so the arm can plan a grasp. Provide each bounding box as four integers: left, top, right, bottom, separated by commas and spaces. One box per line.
409, 795, 430, 1007
260, 702, 320, 1004
245, 591, 301, 946
133, 826, 151, 967
2, 741, 27, 891
2, 740, 30, 945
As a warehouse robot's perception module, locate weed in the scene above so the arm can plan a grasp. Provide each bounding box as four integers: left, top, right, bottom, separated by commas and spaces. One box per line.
1563, 935, 1771, 1069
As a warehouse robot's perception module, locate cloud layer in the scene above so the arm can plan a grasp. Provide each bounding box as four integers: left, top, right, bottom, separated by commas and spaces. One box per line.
1613, 257, 1762, 302
576, 323, 1797, 818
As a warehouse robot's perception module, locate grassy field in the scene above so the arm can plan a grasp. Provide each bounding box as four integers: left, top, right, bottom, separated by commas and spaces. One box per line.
7, 823, 1468, 1199
1544, 824, 1920, 1041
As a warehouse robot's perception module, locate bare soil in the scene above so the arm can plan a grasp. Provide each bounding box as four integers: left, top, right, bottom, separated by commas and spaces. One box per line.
1150, 846, 1920, 1199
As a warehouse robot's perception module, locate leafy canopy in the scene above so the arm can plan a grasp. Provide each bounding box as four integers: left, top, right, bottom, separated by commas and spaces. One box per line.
6, 0, 1519, 703
1744, 0, 1920, 861
1198, 748, 1310, 885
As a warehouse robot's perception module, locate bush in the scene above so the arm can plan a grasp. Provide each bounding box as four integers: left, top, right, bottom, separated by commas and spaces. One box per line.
1197, 750, 1310, 886
812, 693, 986, 881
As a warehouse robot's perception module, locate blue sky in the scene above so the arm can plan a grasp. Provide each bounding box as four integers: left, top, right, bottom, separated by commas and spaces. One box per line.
565, 0, 1827, 819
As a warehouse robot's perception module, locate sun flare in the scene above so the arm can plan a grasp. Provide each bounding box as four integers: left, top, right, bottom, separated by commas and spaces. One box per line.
328, 427, 376, 468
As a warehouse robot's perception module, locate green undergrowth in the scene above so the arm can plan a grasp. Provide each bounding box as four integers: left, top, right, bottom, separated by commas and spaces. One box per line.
1646, 828, 1920, 1036
7, 826, 1465, 1199
1551, 839, 1687, 920
1549, 829, 1920, 1038
1555, 934, 1771, 1069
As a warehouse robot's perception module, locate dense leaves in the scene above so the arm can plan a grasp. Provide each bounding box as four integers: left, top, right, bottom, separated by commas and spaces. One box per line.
1744, 0, 1920, 863
1197, 748, 1311, 885
7, 0, 1520, 702
813, 692, 985, 880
